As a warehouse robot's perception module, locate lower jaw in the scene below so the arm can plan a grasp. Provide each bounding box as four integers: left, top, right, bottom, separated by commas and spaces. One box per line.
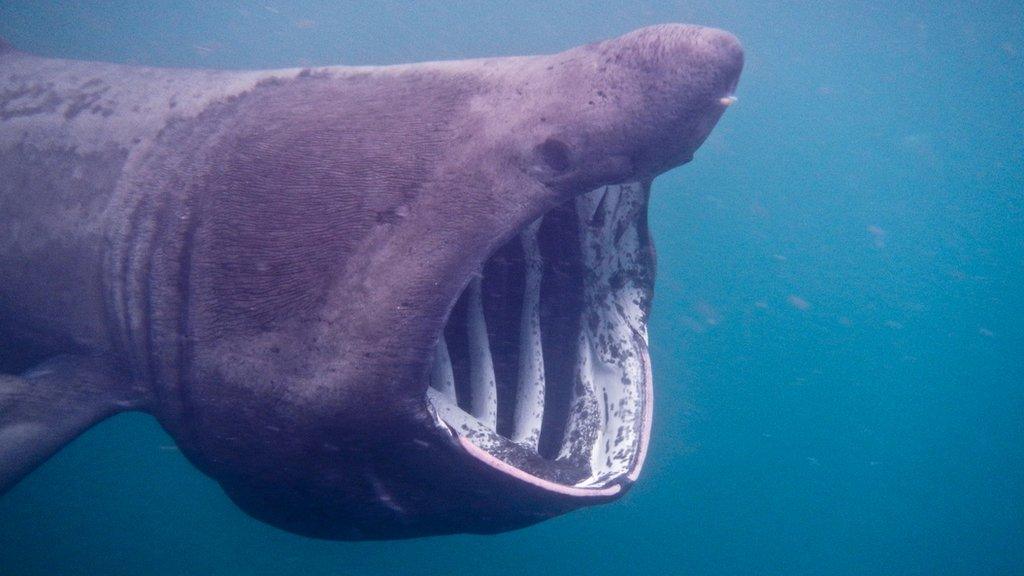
425, 181, 654, 493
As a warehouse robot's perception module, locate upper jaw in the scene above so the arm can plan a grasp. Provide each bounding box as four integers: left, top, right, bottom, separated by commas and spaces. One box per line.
423, 179, 655, 498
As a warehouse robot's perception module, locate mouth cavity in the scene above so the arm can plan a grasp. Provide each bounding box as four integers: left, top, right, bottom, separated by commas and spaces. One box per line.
426, 181, 654, 494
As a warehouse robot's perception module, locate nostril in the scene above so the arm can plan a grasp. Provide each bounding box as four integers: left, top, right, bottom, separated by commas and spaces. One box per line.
537, 138, 571, 172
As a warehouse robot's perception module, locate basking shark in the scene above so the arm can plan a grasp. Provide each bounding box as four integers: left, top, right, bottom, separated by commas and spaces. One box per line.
0, 24, 742, 539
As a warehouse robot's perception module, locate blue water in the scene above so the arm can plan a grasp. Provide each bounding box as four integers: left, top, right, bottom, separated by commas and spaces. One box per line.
1, 2, 1021, 575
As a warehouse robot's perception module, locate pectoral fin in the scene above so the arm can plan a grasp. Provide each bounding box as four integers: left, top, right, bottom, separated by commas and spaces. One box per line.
0, 355, 145, 494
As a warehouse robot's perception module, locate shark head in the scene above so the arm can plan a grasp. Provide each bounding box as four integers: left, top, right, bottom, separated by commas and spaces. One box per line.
158, 23, 742, 539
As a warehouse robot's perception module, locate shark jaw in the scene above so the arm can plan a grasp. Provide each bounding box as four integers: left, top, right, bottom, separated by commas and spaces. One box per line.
426, 180, 654, 496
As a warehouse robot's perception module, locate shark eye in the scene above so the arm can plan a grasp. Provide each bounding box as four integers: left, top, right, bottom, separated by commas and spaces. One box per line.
537, 138, 571, 172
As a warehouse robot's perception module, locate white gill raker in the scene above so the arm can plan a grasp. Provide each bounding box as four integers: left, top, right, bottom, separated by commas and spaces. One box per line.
580, 185, 619, 473
557, 186, 610, 462
557, 326, 602, 465
610, 182, 649, 337
430, 334, 457, 403
592, 182, 646, 485
466, 275, 498, 428
512, 218, 545, 449
425, 386, 503, 454
564, 182, 648, 486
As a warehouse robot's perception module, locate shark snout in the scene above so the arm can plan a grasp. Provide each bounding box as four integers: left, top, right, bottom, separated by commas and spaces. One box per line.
600, 24, 744, 176
610, 23, 743, 91
701, 27, 744, 102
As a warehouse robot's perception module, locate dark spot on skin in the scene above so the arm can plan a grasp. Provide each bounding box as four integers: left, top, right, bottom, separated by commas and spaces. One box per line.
376, 209, 403, 224
597, 90, 607, 99
168, 99, 177, 109
63, 84, 110, 119
538, 138, 571, 172
90, 104, 115, 117
0, 83, 63, 120
256, 76, 286, 87
295, 68, 327, 79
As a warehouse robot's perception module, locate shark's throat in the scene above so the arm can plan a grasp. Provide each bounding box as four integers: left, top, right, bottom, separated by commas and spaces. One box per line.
426, 182, 653, 491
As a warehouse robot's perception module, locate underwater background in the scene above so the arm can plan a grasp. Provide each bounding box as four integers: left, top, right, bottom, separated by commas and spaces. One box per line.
0, 2, 1021, 575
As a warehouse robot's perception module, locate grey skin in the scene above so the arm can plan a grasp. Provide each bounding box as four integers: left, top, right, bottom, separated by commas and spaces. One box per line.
0, 25, 742, 539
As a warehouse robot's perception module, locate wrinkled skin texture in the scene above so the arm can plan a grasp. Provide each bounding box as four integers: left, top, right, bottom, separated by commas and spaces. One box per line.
0, 25, 742, 539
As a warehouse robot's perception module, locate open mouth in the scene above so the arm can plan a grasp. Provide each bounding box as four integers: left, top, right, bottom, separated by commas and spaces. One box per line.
426, 181, 654, 494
